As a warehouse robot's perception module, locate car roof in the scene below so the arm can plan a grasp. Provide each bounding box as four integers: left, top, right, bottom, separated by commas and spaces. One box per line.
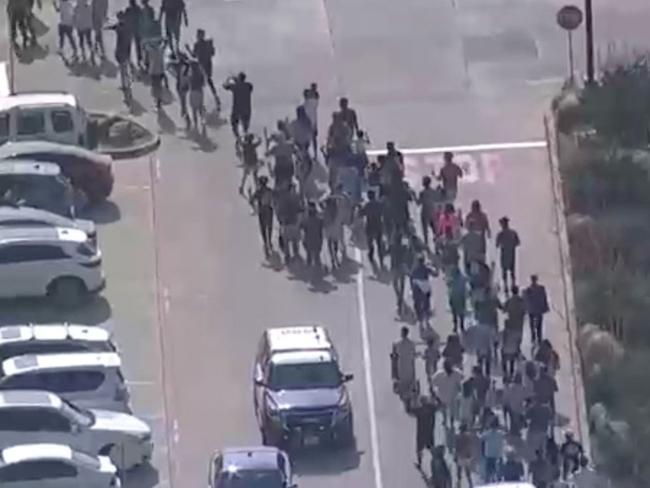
0, 443, 74, 465
0, 205, 74, 225
0, 389, 61, 409
221, 446, 281, 471
0, 160, 61, 176
0, 141, 108, 162
0, 92, 78, 112
1, 351, 122, 377
0, 324, 111, 346
0, 226, 87, 244
270, 350, 334, 365
266, 325, 332, 354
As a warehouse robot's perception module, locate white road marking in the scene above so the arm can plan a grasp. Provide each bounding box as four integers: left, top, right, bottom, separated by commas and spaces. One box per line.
172, 419, 180, 444
525, 77, 565, 86
125, 380, 158, 386
481, 153, 498, 184
0, 63, 10, 97
354, 247, 384, 488
163, 287, 171, 315
155, 157, 162, 181
367, 140, 547, 156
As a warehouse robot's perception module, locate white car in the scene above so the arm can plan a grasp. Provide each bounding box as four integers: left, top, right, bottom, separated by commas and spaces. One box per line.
0, 390, 152, 470
0, 352, 130, 413
0, 226, 104, 307
0, 443, 120, 487
0, 323, 116, 363
0, 204, 96, 246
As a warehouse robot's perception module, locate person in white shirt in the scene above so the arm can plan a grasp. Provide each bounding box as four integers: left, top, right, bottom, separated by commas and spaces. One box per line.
302, 83, 319, 157
73, 0, 93, 59
54, 0, 77, 57
431, 359, 463, 428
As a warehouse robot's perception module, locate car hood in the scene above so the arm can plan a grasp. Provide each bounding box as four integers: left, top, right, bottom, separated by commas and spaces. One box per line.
269, 387, 342, 410
75, 218, 96, 237
90, 409, 151, 436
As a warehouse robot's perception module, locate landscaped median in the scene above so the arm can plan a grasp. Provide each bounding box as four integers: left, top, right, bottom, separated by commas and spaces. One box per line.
550, 57, 650, 487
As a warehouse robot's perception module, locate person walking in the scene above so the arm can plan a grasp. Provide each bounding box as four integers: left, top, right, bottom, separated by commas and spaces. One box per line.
418, 175, 438, 248
499, 447, 524, 482
389, 233, 409, 315
503, 372, 529, 435
123, 0, 142, 68
501, 285, 526, 339
496, 216, 520, 289
159, 0, 187, 53
188, 59, 207, 132
524, 274, 550, 344
275, 184, 302, 263
391, 326, 417, 408
413, 395, 438, 469
146, 37, 166, 109
559, 430, 584, 480
91, 0, 108, 57
360, 190, 385, 267
481, 418, 505, 483
224, 72, 253, 138
437, 151, 463, 202
323, 196, 344, 270
501, 324, 522, 381
465, 200, 491, 245
442, 333, 464, 370
54, 0, 77, 58
337, 97, 359, 134
191, 29, 220, 110
73, 0, 93, 61
530, 449, 553, 488
239, 133, 262, 195
169, 51, 191, 126
430, 359, 463, 428
301, 201, 324, 271
461, 222, 486, 277
534, 365, 558, 416
454, 423, 475, 488
430, 445, 452, 488
526, 397, 553, 456
422, 334, 441, 392
249, 176, 274, 257
302, 83, 320, 157
446, 266, 468, 333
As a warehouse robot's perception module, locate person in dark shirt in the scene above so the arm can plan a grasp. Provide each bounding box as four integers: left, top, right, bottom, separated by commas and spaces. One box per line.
224, 72, 254, 138
390, 233, 409, 314
430, 445, 452, 488
337, 97, 359, 133
524, 274, 550, 344
301, 201, 324, 270
559, 430, 584, 480
437, 151, 463, 201
496, 216, 521, 289
123, 0, 142, 66
159, 0, 187, 53
191, 28, 219, 110
275, 185, 302, 263
499, 448, 524, 482
361, 190, 384, 266
413, 395, 438, 468
249, 176, 274, 256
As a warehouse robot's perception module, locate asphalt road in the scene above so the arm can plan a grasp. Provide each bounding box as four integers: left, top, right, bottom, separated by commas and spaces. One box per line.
3, 0, 650, 487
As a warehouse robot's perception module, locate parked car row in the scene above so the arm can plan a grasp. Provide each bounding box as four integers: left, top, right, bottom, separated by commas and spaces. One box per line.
0, 106, 149, 487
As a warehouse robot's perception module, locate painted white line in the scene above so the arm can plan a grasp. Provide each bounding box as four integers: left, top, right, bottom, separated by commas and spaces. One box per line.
172, 419, 180, 444
163, 287, 170, 315
354, 247, 384, 488
155, 157, 162, 181
525, 77, 565, 86
0, 63, 10, 97
367, 140, 547, 156
125, 380, 157, 386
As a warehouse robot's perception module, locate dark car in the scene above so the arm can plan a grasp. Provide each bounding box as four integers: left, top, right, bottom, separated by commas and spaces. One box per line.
208, 446, 295, 488
0, 141, 114, 204
253, 326, 354, 449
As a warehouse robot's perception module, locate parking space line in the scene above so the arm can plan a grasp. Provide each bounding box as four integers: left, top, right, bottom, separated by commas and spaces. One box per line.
155, 157, 162, 181
354, 247, 384, 488
367, 140, 547, 156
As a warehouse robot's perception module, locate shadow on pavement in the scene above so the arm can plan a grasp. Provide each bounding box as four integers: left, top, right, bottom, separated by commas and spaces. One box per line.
0, 295, 112, 325
81, 200, 122, 224
286, 259, 338, 294
15, 42, 49, 64
157, 108, 177, 134
367, 263, 391, 284
122, 462, 159, 488
205, 109, 227, 129
291, 443, 361, 476
331, 255, 360, 284
129, 98, 147, 117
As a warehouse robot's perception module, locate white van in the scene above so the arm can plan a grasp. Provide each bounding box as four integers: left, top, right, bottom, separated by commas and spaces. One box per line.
0, 93, 92, 148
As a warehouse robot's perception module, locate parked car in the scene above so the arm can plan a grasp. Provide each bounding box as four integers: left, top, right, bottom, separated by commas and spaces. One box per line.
208, 446, 295, 488
0, 390, 152, 470
0, 351, 130, 412
0, 443, 120, 487
0, 323, 115, 363
0, 141, 114, 203
0, 226, 103, 307
0, 161, 76, 218
253, 325, 354, 448
0, 204, 96, 246
0, 92, 94, 148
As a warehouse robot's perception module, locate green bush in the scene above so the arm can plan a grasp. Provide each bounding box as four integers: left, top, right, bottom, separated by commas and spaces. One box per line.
562, 149, 650, 212
581, 57, 650, 147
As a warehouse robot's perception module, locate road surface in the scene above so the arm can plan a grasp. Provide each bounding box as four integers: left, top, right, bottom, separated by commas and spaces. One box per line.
4, 0, 648, 487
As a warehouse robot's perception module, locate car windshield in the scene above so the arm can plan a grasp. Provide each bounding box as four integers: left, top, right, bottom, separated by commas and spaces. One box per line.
269, 361, 341, 390
216, 469, 284, 488
61, 398, 95, 427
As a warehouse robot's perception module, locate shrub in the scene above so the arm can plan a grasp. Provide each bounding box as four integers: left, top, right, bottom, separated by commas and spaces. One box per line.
580, 56, 650, 147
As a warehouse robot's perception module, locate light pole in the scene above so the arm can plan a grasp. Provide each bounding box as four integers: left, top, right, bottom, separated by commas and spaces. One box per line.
585, 0, 595, 83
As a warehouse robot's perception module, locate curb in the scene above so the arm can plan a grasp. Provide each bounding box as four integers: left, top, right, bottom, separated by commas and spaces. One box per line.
544, 112, 592, 456
90, 112, 161, 160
